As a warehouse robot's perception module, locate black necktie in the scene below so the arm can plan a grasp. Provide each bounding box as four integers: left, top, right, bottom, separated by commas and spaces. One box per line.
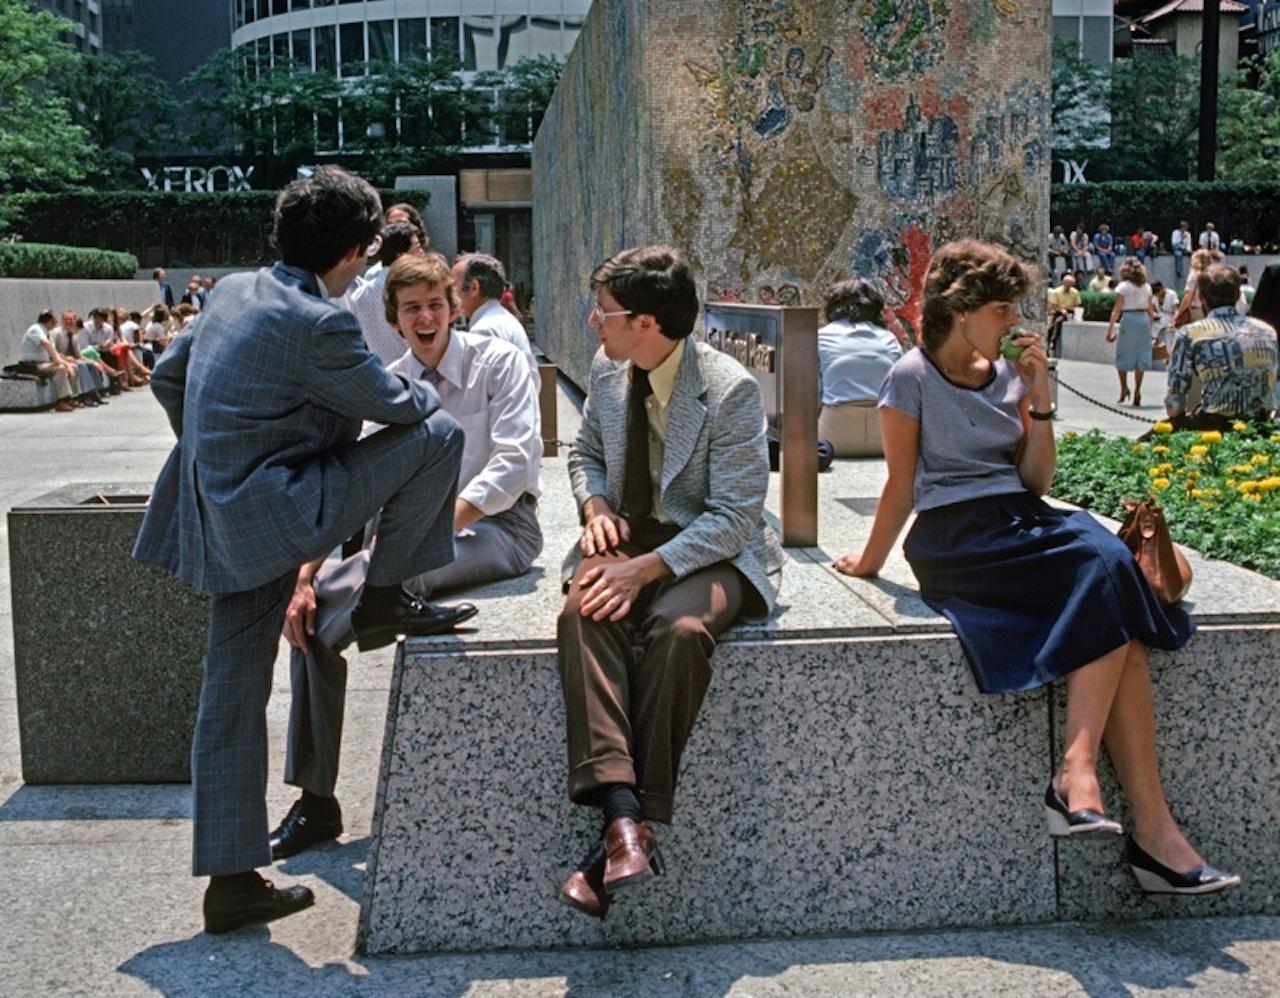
622, 367, 653, 522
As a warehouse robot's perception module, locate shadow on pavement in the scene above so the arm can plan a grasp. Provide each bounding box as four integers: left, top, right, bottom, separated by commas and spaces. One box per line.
116, 914, 1273, 997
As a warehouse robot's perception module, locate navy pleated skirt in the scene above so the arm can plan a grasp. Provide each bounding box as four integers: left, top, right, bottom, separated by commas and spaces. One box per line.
904, 492, 1195, 694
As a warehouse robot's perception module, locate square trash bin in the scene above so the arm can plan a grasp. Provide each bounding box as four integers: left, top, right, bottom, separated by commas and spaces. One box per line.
8, 484, 208, 783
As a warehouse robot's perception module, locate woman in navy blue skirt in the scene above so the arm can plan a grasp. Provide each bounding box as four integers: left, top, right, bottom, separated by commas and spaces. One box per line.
835, 240, 1238, 896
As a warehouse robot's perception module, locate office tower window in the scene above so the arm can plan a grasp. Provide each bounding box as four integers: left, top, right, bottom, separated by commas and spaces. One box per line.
369, 19, 394, 64
431, 17, 460, 63
340, 22, 365, 76
292, 29, 311, 70
273, 0, 287, 15
316, 23, 336, 73
273, 33, 289, 69
399, 17, 427, 60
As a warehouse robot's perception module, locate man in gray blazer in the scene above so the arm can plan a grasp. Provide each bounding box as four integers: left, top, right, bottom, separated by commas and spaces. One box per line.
557, 245, 783, 919
133, 167, 475, 935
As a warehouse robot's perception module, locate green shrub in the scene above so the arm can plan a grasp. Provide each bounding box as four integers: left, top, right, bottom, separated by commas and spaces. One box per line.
0, 189, 427, 268
1050, 181, 1280, 251
1055, 426, 1280, 579
1078, 291, 1116, 321
0, 242, 138, 279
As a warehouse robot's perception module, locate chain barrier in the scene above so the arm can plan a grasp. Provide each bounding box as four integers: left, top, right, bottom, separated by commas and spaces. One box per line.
1055, 375, 1160, 424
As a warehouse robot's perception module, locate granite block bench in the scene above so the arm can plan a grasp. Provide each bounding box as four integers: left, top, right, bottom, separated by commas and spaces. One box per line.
0, 372, 58, 411
358, 460, 1280, 955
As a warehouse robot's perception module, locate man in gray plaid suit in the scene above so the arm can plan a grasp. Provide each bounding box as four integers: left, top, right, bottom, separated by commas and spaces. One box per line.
134, 167, 475, 935
556, 245, 784, 918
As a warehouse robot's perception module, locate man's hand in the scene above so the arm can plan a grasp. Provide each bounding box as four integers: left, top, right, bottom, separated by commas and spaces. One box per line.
833, 552, 881, 578
579, 495, 630, 556
577, 554, 666, 622
283, 574, 318, 652
454, 498, 484, 532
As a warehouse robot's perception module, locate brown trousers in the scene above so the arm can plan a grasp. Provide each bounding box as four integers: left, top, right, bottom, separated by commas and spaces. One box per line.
557, 540, 745, 824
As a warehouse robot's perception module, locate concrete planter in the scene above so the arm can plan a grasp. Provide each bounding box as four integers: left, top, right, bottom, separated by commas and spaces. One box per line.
8, 484, 208, 784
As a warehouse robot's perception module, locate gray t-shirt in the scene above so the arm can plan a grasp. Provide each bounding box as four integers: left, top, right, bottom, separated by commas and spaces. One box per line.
878, 347, 1028, 512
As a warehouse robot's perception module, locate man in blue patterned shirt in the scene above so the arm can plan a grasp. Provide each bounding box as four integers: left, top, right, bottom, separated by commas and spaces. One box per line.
1165, 264, 1278, 431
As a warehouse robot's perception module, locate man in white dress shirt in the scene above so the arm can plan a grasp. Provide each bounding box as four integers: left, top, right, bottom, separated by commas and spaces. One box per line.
451, 252, 535, 361
268, 251, 543, 859
1198, 222, 1221, 252
342, 221, 425, 366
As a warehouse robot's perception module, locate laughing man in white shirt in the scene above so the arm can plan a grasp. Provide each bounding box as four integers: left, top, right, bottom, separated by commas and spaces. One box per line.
268, 251, 544, 860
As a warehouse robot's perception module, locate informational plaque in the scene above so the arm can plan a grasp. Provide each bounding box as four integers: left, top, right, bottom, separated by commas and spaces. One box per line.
702, 303, 819, 547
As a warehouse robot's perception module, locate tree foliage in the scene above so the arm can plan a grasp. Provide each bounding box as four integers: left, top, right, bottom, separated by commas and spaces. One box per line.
0, 2, 95, 196
1218, 49, 1280, 184
1053, 42, 1200, 180
51, 49, 180, 187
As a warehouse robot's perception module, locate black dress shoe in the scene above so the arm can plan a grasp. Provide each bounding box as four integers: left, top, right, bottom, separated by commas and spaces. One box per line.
1126, 837, 1241, 895
203, 873, 315, 935
1044, 780, 1123, 838
350, 589, 477, 651
270, 795, 343, 860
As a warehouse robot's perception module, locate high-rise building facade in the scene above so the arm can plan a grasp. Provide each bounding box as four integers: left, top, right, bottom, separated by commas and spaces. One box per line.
30, 0, 104, 55
228, 1, 590, 152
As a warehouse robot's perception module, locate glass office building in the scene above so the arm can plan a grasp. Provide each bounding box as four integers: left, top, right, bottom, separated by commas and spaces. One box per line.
229, 1, 589, 152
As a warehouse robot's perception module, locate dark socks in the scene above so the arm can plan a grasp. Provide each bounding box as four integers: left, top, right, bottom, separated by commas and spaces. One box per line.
302, 789, 337, 815
358, 582, 401, 613
593, 783, 643, 829
210, 871, 263, 891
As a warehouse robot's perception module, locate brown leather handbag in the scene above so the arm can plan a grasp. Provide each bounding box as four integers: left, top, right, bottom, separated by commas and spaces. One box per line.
1116, 499, 1193, 604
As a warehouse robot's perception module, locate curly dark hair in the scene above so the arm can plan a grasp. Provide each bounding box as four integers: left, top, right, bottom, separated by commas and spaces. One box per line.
824, 278, 886, 325
919, 240, 1036, 351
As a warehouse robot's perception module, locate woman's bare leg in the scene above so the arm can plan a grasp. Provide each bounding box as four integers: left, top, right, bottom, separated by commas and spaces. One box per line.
1102, 641, 1204, 871
1133, 369, 1144, 404
1117, 371, 1130, 403
1057, 643, 1128, 813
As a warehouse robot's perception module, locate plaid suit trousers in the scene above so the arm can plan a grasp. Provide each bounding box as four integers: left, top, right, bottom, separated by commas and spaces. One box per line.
191, 413, 463, 876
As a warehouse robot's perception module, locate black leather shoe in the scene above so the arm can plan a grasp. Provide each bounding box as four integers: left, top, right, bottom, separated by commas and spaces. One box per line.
1126, 837, 1241, 895
350, 589, 477, 651
1044, 780, 1123, 838
203, 873, 315, 935
270, 795, 343, 860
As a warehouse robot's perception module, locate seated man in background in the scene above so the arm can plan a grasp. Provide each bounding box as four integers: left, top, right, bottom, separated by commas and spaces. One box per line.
1046, 273, 1082, 357
1087, 266, 1111, 294
271, 251, 543, 859
816, 277, 902, 456
343, 220, 425, 365
52, 310, 111, 406
452, 252, 535, 361
16, 309, 77, 411
1165, 264, 1278, 431
556, 245, 783, 919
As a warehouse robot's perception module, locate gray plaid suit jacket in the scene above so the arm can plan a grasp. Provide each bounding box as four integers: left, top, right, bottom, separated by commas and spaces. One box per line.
565, 341, 784, 614
133, 262, 440, 594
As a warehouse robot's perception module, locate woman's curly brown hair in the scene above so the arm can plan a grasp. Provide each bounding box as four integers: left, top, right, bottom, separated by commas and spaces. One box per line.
919, 240, 1037, 351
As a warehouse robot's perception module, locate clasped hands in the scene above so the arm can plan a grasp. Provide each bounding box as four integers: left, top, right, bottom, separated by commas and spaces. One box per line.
576, 498, 666, 622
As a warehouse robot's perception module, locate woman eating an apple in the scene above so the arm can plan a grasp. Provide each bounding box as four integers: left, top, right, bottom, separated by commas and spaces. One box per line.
833, 239, 1238, 897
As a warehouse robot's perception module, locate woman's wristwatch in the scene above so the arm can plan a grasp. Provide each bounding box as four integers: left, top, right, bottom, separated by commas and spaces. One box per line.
1029, 404, 1056, 421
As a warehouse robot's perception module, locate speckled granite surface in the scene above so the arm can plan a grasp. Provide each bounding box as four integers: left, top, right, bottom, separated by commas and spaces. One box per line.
361, 637, 1051, 954
1053, 625, 1280, 922
360, 457, 1280, 954
8, 484, 207, 783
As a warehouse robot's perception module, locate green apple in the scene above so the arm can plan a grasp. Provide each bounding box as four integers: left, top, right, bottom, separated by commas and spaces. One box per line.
1000, 332, 1025, 360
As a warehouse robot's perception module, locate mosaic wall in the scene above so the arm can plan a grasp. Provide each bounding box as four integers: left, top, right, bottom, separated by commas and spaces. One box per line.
533, 0, 1051, 388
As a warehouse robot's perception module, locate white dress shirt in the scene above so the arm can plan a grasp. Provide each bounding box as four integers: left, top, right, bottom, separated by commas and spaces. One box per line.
1199, 229, 1221, 251
466, 298, 535, 361
366, 330, 541, 516
77, 320, 117, 351
344, 268, 408, 366
1171, 228, 1192, 253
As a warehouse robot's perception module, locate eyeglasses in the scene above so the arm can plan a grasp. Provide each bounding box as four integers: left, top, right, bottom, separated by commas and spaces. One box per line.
588, 302, 633, 323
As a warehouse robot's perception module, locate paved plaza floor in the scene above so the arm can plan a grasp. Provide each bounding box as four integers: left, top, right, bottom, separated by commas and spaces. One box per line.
2, 361, 1279, 996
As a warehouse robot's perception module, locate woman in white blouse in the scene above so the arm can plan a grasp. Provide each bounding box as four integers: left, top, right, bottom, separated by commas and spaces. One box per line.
1105, 259, 1157, 407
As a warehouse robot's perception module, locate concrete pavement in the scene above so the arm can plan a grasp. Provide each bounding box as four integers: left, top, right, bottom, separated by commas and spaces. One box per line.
2, 361, 1278, 996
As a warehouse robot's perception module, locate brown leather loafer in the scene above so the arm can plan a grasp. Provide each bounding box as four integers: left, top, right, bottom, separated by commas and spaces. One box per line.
560, 839, 611, 919
602, 818, 663, 892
